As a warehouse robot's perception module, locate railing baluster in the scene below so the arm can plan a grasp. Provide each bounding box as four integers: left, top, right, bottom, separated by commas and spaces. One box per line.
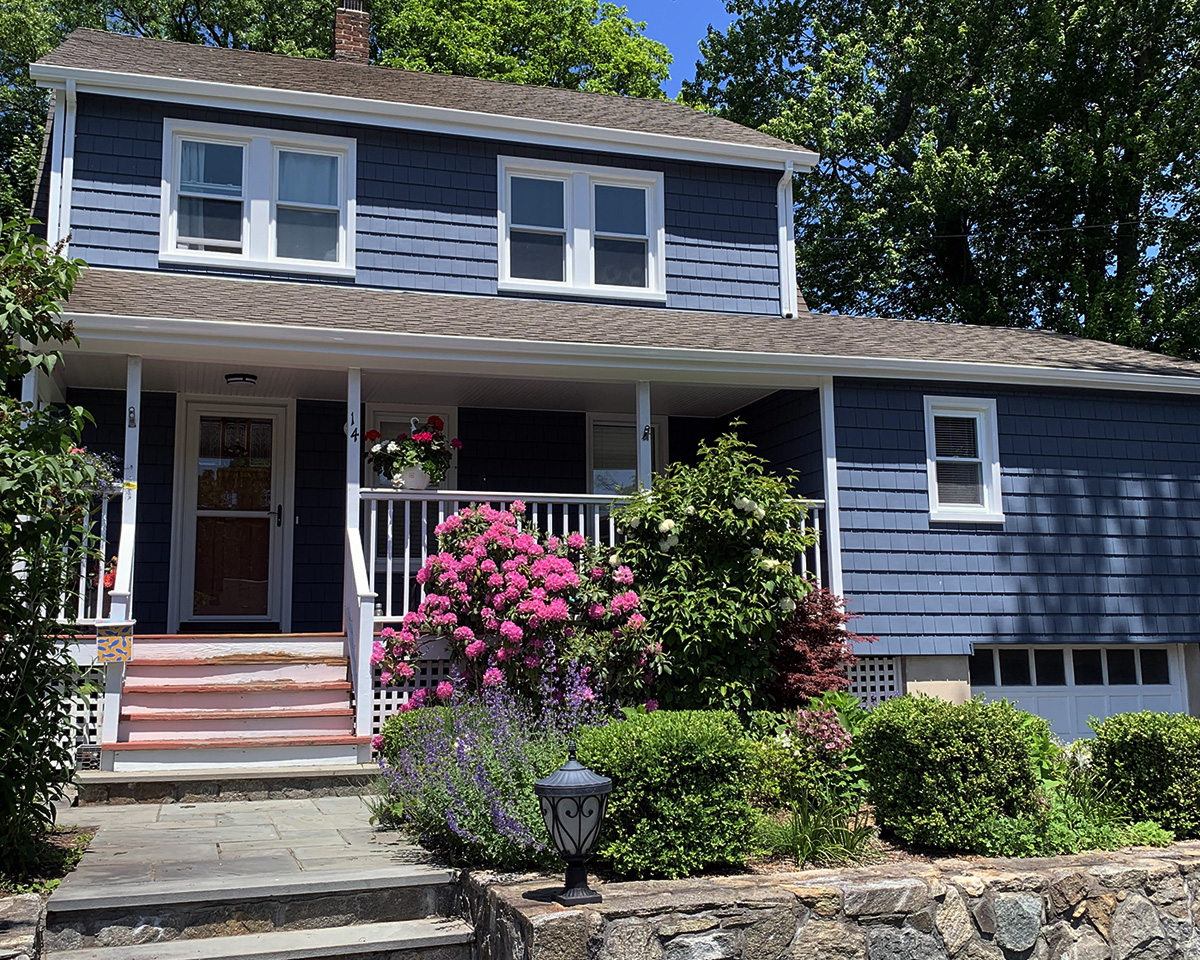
367, 500, 378, 595
402, 500, 412, 617
385, 501, 395, 619
420, 500, 429, 597
813, 507, 823, 587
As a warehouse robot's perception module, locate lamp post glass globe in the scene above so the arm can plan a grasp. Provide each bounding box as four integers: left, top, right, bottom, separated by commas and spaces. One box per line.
533, 742, 612, 906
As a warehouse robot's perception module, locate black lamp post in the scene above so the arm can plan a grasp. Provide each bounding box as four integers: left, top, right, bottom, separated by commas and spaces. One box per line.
533, 742, 612, 906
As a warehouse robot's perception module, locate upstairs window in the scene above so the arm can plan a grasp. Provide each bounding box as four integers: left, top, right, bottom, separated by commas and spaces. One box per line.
499, 157, 665, 302
923, 396, 1003, 522
161, 120, 356, 278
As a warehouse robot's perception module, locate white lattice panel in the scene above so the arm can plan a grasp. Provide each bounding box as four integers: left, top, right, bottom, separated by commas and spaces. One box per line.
60, 666, 104, 768
371, 659, 457, 735
847, 656, 902, 704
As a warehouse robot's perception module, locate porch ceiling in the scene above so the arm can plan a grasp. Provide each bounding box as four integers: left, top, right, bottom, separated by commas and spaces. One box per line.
58, 354, 782, 418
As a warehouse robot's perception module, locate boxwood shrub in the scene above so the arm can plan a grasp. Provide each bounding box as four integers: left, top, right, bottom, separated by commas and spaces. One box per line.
1091, 711, 1200, 838
577, 710, 756, 879
857, 696, 1051, 854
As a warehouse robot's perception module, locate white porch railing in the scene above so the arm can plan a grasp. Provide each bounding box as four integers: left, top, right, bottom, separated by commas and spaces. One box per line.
358, 489, 826, 624
58, 488, 120, 625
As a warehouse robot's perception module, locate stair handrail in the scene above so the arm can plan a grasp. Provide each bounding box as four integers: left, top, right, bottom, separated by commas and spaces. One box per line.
345, 525, 376, 744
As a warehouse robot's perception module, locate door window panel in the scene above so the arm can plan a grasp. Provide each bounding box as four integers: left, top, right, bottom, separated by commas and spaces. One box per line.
193, 517, 271, 616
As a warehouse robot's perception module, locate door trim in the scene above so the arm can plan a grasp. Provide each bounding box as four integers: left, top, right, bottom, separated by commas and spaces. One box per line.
168, 395, 296, 633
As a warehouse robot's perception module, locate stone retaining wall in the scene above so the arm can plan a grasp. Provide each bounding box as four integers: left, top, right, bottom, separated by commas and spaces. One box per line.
0, 894, 45, 960
461, 843, 1200, 960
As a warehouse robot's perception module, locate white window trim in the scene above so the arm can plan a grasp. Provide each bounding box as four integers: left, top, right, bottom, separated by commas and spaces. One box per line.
923, 395, 1004, 523
159, 118, 356, 279
498, 156, 667, 303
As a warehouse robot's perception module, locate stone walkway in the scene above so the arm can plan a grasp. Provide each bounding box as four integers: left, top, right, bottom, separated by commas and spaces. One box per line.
55, 795, 426, 888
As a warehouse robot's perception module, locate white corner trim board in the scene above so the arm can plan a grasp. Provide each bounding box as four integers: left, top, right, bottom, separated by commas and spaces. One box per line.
30, 63, 820, 173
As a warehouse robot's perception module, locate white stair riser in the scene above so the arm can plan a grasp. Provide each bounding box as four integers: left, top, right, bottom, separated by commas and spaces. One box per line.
111, 743, 363, 771
119, 715, 353, 741
125, 662, 347, 685
122, 689, 349, 712
133, 638, 345, 658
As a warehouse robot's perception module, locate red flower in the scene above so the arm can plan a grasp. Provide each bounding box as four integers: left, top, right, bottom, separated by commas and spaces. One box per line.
428, 415, 445, 431
102, 571, 116, 590
450, 438, 463, 450
412, 431, 434, 443
364, 429, 381, 442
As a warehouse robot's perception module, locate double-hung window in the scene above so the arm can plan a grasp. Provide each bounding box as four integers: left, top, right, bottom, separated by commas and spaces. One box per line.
161, 120, 355, 277
923, 396, 1004, 522
499, 157, 665, 302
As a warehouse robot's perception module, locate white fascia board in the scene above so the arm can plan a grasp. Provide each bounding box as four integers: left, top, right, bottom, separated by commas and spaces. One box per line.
30, 63, 820, 172
62, 308, 1200, 397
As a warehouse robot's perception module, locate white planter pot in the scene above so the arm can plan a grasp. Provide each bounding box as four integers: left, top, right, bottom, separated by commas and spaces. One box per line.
396, 466, 432, 490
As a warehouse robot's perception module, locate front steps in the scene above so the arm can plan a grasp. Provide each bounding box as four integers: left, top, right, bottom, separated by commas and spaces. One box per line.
45, 865, 470, 960
104, 634, 370, 771
75, 764, 377, 804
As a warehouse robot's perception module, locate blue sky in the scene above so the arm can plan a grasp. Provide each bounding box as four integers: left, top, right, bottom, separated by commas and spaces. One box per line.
625, 0, 735, 97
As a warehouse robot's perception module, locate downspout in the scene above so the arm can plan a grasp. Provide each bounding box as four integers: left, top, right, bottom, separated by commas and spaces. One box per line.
777, 160, 797, 318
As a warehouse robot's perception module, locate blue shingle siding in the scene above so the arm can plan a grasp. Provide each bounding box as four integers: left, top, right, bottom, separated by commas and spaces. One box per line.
729, 390, 824, 501
70, 93, 782, 314
456, 408, 587, 494
834, 378, 1200, 656
291, 400, 346, 632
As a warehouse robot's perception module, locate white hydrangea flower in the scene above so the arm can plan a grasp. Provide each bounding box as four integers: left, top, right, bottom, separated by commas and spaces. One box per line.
751, 547, 763, 557
760, 557, 781, 571
608, 554, 621, 568
657, 519, 675, 534
780, 597, 797, 613
658, 539, 671, 551
684, 505, 696, 516
666, 534, 679, 547
733, 496, 751, 511
753, 506, 766, 520
628, 516, 641, 529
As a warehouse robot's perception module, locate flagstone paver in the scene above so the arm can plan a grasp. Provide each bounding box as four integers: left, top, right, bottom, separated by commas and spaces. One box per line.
55, 794, 426, 887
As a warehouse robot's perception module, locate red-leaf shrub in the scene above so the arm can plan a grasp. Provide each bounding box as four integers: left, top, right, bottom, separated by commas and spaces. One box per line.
772, 589, 876, 707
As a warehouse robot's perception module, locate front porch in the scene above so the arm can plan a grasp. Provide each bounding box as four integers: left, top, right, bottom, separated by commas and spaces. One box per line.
42, 352, 838, 770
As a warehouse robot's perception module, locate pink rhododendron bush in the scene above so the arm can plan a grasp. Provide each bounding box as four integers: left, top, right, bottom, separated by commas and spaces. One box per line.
373, 500, 665, 707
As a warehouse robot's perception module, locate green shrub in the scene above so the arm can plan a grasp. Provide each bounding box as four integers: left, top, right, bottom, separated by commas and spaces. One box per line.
610, 430, 817, 712
858, 696, 1052, 855
859, 696, 1173, 857
1091, 711, 1200, 838
577, 710, 757, 879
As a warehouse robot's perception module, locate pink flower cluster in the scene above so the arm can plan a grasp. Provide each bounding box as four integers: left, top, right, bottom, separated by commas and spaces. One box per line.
375, 501, 647, 702
790, 707, 853, 756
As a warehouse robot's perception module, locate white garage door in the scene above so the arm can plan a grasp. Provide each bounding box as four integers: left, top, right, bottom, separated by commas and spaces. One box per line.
969, 644, 1187, 742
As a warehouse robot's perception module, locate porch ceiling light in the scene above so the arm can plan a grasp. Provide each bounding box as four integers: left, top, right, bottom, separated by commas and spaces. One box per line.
533, 742, 612, 906
224, 372, 258, 388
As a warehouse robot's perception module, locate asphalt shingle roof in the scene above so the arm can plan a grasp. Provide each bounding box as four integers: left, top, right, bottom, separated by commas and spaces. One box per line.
39, 30, 809, 157
64, 268, 1200, 381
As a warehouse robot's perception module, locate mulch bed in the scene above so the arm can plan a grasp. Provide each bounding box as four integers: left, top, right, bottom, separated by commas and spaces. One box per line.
0, 828, 94, 899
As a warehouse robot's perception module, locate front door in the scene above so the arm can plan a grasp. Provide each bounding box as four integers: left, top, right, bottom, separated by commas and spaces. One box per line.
180, 404, 288, 629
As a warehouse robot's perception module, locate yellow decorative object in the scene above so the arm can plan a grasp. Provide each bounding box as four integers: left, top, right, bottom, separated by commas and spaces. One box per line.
96, 620, 135, 662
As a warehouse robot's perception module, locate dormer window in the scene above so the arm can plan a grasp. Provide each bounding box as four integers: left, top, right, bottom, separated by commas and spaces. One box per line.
160, 120, 356, 278
498, 157, 666, 302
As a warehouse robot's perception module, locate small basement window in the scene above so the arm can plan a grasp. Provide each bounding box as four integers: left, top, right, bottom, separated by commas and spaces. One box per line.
161, 120, 356, 278
923, 396, 1003, 522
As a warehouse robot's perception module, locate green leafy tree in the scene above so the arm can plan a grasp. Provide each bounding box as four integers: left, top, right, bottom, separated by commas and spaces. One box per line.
684, 0, 1200, 358
374, 0, 670, 98
611, 430, 816, 713
0, 218, 91, 875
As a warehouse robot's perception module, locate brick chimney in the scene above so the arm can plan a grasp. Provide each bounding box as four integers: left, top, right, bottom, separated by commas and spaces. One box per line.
334, 0, 370, 64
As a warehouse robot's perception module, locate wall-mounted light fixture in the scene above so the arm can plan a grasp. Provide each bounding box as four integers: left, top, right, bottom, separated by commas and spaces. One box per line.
224, 373, 258, 388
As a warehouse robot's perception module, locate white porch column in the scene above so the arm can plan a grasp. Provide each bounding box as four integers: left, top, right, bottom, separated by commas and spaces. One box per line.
636, 380, 652, 491
346, 367, 362, 530
99, 356, 140, 768
819, 378, 845, 599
